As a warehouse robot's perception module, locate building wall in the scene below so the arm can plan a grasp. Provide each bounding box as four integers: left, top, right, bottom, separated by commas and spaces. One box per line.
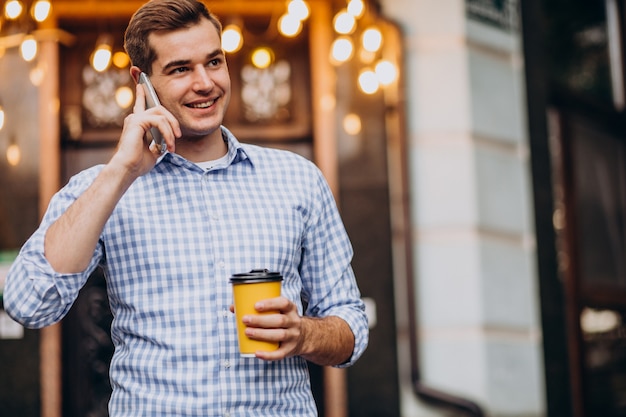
379, 1, 546, 415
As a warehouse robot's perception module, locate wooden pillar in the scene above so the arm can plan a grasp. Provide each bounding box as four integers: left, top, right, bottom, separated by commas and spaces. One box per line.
309, 2, 347, 417
38, 17, 62, 417
310, 0, 339, 196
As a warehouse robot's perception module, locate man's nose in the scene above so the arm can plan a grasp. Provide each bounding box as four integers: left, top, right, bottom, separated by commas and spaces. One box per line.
193, 66, 214, 91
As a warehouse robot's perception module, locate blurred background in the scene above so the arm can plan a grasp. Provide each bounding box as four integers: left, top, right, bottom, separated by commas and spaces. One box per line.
0, 0, 625, 416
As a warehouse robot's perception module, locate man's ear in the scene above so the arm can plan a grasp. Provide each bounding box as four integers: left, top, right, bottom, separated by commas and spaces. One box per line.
130, 66, 142, 83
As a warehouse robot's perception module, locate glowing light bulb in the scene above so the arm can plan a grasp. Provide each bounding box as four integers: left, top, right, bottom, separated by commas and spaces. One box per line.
6, 143, 21, 166
330, 37, 354, 64
362, 27, 383, 52
115, 86, 134, 109
222, 24, 243, 53
251, 47, 273, 69
375, 60, 398, 85
20, 36, 37, 62
333, 10, 356, 35
278, 13, 302, 37
92, 46, 112, 72
347, 0, 365, 18
31, 0, 51, 22
288, 0, 310, 21
30, 65, 45, 86
358, 69, 379, 94
5, 0, 23, 20
113, 51, 130, 68
343, 113, 362, 135
92, 35, 113, 72
0, 106, 5, 130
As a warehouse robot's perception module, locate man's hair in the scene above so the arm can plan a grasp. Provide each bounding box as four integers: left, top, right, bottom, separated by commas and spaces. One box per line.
124, 0, 223, 74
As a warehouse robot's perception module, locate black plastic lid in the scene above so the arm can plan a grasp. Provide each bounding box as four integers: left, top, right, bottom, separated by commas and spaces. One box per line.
229, 269, 283, 284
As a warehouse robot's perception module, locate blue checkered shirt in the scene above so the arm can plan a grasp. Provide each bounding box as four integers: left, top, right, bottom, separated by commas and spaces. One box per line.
4, 127, 368, 417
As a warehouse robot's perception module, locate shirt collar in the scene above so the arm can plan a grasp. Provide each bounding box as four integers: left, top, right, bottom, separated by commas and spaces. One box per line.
221, 126, 252, 166
158, 126, 252, 171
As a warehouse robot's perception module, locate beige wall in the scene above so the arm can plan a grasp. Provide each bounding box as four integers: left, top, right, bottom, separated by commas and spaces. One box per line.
380, 0, 546, 415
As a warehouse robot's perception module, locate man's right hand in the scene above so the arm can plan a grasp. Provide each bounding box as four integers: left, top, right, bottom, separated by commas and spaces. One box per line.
109, 83, 181, 179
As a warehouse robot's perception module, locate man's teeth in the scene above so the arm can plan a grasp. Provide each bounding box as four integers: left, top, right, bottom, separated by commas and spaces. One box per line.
190, 99, 215, 108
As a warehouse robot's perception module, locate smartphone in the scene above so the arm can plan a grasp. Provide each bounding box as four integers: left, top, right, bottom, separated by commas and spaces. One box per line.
138, 72, 166, 153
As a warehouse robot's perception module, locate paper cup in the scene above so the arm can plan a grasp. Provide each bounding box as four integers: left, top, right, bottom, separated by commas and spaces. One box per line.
230, 269, 283, 357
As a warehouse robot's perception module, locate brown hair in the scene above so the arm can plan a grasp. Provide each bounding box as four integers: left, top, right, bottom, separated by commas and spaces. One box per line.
124, 0, 222, 74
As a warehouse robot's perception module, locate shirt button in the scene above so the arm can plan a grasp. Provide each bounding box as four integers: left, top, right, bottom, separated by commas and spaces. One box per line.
223, 360, 231, 368
218, 260, 226, 269
222, 309, 229, 318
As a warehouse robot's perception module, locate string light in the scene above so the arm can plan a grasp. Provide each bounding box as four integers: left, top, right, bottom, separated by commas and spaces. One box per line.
29, 63, 45, 85
331, 37, 354, 64
222, 24, 243, 53
0, 0, 54, 63
31, 0, 51, 22
217, 0, 396, 91
6, 136, 21, 167
375, 60, 397, 85
278, 13, 302, 37
362, 27, 382, 52
115, 86, 134, 109
251, 47, 274, 69
112, 51, 130, 68
347, 0, 365, 18
333, 9, 356, 35
288, 0, 310, 21
4, 0, 23, 20
278, 0, 309, 38
91, 35, 113, 72
343, 113, 362, 135
358, 68, 379, 94
20, 35, 37, 61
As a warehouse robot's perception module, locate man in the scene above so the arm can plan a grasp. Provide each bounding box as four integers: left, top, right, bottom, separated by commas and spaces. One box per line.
3, 0, 368, 415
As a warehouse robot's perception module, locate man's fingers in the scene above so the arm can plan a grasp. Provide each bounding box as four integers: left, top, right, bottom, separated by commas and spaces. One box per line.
133, 84, 147, 113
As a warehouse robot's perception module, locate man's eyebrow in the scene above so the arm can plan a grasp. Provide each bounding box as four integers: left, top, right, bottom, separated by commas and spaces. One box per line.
162, 49, 225, 72
162, 59, 191, 72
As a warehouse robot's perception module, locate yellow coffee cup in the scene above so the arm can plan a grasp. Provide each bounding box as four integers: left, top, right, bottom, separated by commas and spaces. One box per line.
230, 269, 283, 357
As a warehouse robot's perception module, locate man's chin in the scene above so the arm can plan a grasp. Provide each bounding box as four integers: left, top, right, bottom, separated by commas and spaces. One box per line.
179, 126, 222, 142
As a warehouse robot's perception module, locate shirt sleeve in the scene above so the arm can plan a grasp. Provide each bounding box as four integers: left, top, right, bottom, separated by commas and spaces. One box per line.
299, 167, 369, 368
3, 167, 106, 329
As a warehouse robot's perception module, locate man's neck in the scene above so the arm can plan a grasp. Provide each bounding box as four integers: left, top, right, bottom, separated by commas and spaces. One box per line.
175, 130, 228, 162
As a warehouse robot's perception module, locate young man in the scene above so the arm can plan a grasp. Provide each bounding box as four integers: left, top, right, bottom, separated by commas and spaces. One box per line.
3, 0, 368, 415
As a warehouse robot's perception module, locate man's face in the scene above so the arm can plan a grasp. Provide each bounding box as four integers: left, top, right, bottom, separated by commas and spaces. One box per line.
147, 18, 231, 141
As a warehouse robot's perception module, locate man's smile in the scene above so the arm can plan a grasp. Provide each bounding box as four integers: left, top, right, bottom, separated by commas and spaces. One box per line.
187, 98, 216, 109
